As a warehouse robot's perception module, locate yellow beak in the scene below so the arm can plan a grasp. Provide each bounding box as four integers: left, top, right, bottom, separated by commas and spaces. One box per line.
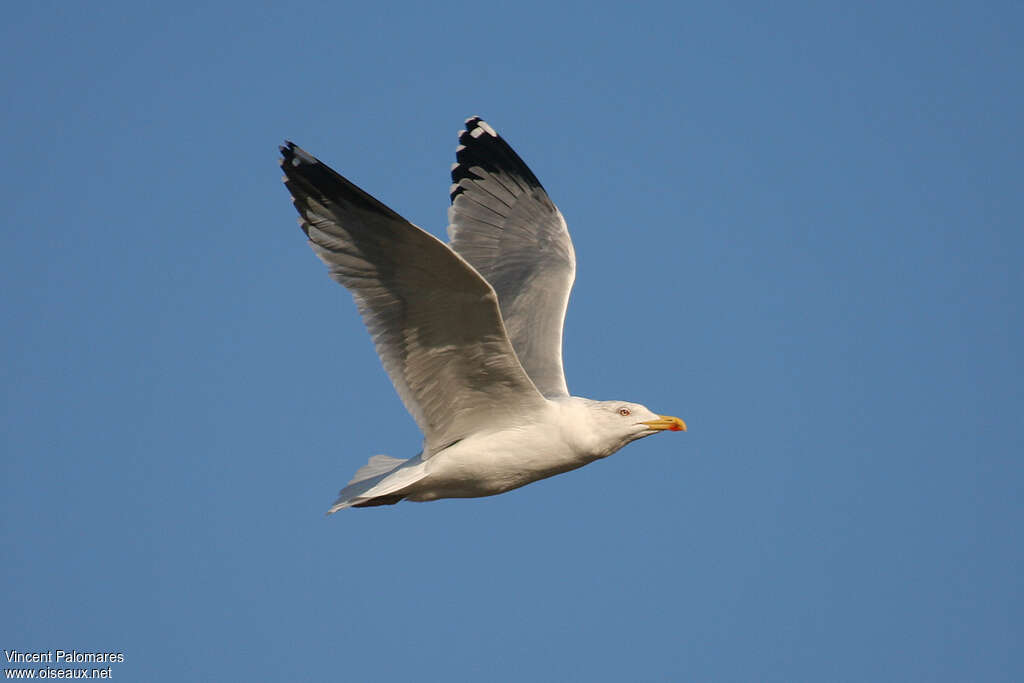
641, 415, 687, 432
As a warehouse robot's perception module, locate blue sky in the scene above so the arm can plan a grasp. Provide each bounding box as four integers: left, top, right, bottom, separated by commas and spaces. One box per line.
2, 1, 1021, 680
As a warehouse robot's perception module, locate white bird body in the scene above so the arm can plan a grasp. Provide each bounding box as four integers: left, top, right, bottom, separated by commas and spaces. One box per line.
363, 398, 645, 504
411, 407, 588, 501
281, 118, 686, 512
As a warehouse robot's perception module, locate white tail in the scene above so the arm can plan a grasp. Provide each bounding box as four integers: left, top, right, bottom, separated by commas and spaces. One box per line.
347, 455, 407, 486
327, 454, 428, 513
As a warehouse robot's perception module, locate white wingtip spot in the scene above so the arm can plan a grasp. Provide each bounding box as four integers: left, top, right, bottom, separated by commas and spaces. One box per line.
456, 144, 466, 153
449, 182, 461, 195
292, 147, 317, 166
470, 127, 485, 138
477, 120, 497, 137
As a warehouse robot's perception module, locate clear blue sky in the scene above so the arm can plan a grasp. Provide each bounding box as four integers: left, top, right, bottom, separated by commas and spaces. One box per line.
2, 1, 1021, 680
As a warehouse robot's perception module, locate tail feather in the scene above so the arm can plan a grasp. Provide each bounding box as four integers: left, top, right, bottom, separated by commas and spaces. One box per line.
347, 455, 407, 486
327, 454, 427, 514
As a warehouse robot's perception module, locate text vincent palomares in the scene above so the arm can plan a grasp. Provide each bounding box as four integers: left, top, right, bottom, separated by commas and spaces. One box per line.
5, 650, 124, 664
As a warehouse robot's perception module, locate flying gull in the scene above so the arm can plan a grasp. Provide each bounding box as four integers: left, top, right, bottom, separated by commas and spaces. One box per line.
280, 117, 686, 512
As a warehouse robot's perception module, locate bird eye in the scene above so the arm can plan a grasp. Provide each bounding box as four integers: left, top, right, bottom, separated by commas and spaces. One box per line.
618, 408, 631, 417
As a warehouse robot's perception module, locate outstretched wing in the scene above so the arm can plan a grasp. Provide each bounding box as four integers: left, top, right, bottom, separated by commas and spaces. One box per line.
281, 142, 547, 452
447, 117, 576, 398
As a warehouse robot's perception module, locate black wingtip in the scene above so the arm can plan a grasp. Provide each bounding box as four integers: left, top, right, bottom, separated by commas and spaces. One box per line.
279, 141, 408, 225
450, 116, 543, 201
279, 141, 295, 168
280, 141, 320, 169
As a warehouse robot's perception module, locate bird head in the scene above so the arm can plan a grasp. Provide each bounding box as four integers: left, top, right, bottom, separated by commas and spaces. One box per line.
566, 398, 686, 458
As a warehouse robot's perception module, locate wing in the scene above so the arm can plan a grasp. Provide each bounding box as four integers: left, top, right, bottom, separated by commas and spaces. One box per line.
281, 142, 548, 452
447, 117, 576, 398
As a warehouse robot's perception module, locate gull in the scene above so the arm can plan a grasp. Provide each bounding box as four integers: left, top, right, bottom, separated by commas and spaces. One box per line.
281, 117, 686, 512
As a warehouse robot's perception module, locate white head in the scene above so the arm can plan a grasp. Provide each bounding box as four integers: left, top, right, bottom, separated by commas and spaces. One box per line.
562, 398, 686, 459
